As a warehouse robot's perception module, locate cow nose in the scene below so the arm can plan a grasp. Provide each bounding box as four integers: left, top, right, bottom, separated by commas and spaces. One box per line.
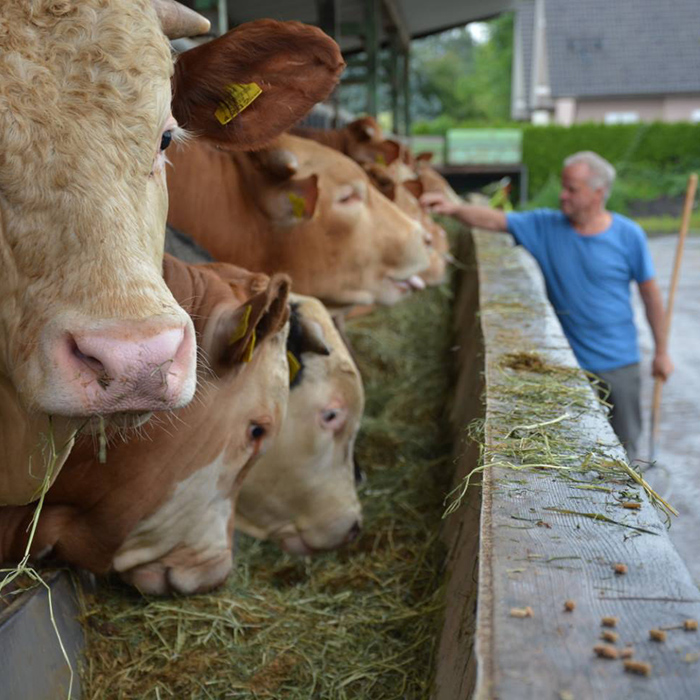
54, 320, 196, 412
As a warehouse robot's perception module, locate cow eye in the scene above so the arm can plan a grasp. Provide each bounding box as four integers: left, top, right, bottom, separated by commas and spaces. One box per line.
321, 410, 338, 423
160, 130, 173, 152
248, 423, 267, 441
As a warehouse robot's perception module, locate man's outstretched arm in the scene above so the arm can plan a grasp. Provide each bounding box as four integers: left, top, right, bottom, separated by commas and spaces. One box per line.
638, 278, 674, 380
420, 192, 508, 232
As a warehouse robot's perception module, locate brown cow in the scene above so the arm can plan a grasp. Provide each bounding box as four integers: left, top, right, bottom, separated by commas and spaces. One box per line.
291, 116, 395, 165
363, 163, 450, 287
236, 293, 364, 553
0, 9, 344, 504
0, 256, 292, 595
166, 134, 431, 308
413, 152, 463, 205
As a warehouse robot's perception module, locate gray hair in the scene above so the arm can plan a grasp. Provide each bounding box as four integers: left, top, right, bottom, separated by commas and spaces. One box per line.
563, 151, 616, 200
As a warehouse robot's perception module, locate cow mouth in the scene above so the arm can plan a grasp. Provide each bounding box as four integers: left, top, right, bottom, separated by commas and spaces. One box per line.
389, 275, 426, 293
81, 411, 154, 433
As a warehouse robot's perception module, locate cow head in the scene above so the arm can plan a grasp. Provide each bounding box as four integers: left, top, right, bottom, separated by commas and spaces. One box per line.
0, 8, 343, 504
243, 134, 432, 306
364, 163, 450, 287
235, 294, 364, 554
115, 262, 292, 595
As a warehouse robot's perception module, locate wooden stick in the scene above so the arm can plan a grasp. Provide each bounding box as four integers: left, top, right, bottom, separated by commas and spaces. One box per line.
649, 173, 697, 460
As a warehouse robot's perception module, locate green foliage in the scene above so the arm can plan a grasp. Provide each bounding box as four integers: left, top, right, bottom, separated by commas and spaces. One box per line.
411, 14, 514, 125
632, 213, 700, 236
523, 123, 700, 198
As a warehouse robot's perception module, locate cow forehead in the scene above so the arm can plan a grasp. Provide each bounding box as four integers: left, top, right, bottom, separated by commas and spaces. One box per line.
283, 135, 365, 182
0, 1, 172, 184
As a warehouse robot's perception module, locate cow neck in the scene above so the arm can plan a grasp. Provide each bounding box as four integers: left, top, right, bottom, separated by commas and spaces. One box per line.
0, 376, 75, 506
291, 127, 350, 155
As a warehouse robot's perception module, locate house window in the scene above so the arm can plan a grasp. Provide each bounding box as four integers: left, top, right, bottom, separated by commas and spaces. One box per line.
604, 112, 640, 125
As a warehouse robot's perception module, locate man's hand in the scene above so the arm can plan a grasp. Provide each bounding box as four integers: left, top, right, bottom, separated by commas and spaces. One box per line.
652, 352, 674, 381
420, 191, 462, 216
419, 193, 509, 231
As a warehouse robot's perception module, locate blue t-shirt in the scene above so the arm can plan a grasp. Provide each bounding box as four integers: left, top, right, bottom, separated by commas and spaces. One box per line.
506, 209, 655, 372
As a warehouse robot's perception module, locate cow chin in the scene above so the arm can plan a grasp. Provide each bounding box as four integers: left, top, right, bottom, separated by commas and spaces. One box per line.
119, 551, 233, 596
278, 518, 362, 555
80, 411, 154, 434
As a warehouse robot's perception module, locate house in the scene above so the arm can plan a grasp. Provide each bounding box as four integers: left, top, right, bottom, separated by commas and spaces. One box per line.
511, 0, 700, 125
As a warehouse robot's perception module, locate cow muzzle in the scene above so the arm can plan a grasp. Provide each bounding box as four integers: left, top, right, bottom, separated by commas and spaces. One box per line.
36, 314, 197, 416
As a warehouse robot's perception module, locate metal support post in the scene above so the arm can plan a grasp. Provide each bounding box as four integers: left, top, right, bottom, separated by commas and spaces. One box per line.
217, 0, 228, 34
388, 32, 400, 134
364, 0, 379, 117
402, 46, 411, 136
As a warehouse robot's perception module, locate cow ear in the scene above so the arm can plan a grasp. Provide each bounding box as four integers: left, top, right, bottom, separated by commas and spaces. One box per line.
416, 152, 434, 164
206, 275, 291, 370
376, 139, 402, 166
402, 178, 424, 200
348, 116, 380, 142
172, 20, 345, 150
264, 174, 319, 227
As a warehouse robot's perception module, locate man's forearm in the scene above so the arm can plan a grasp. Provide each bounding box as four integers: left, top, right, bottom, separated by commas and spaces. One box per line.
452, 204, 508, 232
640, 280, 668, 354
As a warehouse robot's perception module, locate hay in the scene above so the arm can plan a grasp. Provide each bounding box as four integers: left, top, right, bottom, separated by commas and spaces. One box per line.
444, 346, 677, 523
79, 282, 456, 699
0, 418, 79, 699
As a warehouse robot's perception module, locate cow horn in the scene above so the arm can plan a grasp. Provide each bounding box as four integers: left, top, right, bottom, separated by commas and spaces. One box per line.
152, 0, 211, 39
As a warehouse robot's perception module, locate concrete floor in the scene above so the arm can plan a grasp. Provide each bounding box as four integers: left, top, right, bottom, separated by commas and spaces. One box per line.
633, 235, 700, 586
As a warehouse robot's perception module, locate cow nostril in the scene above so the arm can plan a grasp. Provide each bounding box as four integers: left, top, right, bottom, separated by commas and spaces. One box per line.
70, 337, 107, 375
347, 521, 362, 542
68, 335, 112, 388
353, 460, 366, 486
423, 231, 433, 246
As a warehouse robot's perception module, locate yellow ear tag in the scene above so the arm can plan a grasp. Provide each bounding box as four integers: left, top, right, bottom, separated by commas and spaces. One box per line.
215, 83, 263, 126
375, 154, 387, 166
229, 304, 252, 345
288, 192, 307, 219
287, 351, 301, 384
242, 329, 256, 363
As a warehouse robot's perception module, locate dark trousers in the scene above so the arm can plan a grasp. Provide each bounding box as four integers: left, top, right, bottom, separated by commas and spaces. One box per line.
594, 363, 642, 463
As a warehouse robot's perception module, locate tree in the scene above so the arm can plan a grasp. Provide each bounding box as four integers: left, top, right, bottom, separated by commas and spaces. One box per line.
411, 13, 514, 128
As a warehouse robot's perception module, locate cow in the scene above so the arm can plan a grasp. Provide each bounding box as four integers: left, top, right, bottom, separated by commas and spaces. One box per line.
236, 293, 365, 554
291, 116, 394, 165
0, 256, 293, 595
412, 152, 463, 205
363, 162, 450, 287
0, 5, 345, 505
166, 133, 431, 309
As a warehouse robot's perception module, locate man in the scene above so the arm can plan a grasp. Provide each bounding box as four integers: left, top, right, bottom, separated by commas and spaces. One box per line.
421, 151, 673, 463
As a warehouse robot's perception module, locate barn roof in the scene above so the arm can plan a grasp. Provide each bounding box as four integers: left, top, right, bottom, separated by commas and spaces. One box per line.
222, 0, 516, 52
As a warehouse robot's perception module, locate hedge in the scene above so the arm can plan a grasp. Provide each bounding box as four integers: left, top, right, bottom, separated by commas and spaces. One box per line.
413, 120, 700, 200
522, 123, 700, 196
